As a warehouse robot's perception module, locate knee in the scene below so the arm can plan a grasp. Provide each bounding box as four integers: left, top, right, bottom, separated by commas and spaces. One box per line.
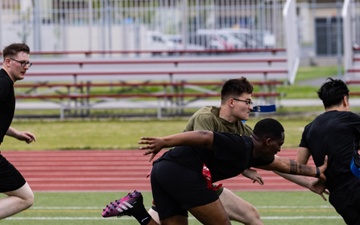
227, 201, 261, 224
248, 205, 261, 220
241, 202, 259, 216
218, 214, 231, 225
243, 206, 263, 225
22, 192, 35, 209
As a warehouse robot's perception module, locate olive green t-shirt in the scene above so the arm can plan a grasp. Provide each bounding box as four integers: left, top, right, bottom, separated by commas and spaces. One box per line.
183, 106, 253, 136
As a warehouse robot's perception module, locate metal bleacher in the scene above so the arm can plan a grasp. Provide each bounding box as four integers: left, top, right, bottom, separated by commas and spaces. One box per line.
11, 50, 290, 119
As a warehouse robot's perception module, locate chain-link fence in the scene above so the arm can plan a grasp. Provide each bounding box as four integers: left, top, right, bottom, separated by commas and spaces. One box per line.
0, 0, 286, 53
0, 0, 357, 58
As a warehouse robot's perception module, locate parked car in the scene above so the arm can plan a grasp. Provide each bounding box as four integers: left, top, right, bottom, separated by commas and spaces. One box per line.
216, 32, 246, 49
146, 31, 178, 55
196, 29, 235, 50
221, 28, 259, 48
249, 30, 276, 48
219, 28, 276, 49
165, 34, 205, 51
188, 33, 227, 50
146, 31, 204, 55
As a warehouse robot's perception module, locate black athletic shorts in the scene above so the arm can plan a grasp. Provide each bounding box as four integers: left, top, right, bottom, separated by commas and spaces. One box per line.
151, 160, 219, 220
0, 154, 26, 192
329, 180, 360, 225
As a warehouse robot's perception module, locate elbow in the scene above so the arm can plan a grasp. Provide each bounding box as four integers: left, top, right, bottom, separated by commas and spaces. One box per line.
197, 130, 212, 136
196, 130, 214, 147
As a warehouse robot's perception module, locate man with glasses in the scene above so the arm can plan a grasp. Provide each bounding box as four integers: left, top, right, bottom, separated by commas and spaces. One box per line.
0, 43, 36, 219
103, 78, 326, 225
178, 78, 263, 224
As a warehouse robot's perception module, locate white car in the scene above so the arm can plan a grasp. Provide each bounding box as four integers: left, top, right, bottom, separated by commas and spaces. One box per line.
197, 29, 245, 50
165, 35, 205, 51
188, 33, 226, 50
220, 28, 276, 48
146, 31, 177, 53
221, 28, 258, 48
146, 32, 204, 55
216, 32, 246, 49
250, 30, 276, 48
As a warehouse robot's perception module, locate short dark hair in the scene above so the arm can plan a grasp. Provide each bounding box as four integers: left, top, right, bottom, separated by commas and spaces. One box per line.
221, 77, 253, 103
2, 43, 30, 59
253, 118, 284, 140
317, 77, 349, 108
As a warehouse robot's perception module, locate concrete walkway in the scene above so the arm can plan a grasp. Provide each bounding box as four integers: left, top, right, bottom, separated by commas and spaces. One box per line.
280, 98, 360, 107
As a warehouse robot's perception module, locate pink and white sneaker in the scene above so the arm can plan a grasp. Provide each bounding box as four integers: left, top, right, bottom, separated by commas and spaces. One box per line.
102, 190, 143, 218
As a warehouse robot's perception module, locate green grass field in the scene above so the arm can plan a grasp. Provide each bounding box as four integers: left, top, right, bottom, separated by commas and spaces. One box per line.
2, 191, 343, 225
2, 116, 314, 150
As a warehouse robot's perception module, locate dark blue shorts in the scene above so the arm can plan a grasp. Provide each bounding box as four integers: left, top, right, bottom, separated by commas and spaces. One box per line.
0, 154, 26, 192
151, 160, 218, 220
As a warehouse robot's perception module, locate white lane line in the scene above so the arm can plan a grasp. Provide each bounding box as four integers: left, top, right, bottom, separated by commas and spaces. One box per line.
5, 216, 343, 221
30, 205, 334, 210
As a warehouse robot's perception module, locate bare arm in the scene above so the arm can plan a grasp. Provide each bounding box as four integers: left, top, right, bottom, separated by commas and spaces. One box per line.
296, 147, 312, 164
275, 147, 313, 187
139, 130, 214, 161
273, 170, 313, 187
6, 127, 36, 144
275, 147, 329, 200
257, 155, 327, 180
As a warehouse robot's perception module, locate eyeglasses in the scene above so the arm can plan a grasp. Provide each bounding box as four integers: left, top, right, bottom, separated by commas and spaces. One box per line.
233, 98, 253, 105
9, 58, 32, 68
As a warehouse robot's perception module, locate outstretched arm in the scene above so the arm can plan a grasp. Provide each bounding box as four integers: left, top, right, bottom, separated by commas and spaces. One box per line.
6, 127, 36, 144
274, 147, 329, 201
274, 171, 329, 201
281, 146, 319, 188
257, 155, 327, 181
139, 130, 214, 161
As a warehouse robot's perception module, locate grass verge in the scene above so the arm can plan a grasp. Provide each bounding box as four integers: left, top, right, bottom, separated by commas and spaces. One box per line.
2, 191, 341, 225
3, 116, 313, 151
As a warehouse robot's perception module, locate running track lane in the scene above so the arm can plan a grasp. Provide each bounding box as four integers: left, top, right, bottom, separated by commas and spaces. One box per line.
2, 149, 314, 192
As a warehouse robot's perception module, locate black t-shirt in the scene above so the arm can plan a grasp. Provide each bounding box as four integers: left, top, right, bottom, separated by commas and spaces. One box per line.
0, 69, 15, 143
154, 132, 274, 182
299, 110, 360, 192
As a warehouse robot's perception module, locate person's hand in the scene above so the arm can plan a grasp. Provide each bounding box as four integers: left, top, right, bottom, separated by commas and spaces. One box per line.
241, 168, 264, 185
16, 131, 36, 144
309, 179, 329, 201
139, 137, 165, 161
318, 156, 328, 181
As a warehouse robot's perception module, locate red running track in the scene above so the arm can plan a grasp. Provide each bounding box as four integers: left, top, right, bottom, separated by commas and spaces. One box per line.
2, 149, 313, 192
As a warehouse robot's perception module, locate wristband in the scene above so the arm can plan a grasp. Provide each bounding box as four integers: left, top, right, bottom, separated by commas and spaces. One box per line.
315, 167, 320, 178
